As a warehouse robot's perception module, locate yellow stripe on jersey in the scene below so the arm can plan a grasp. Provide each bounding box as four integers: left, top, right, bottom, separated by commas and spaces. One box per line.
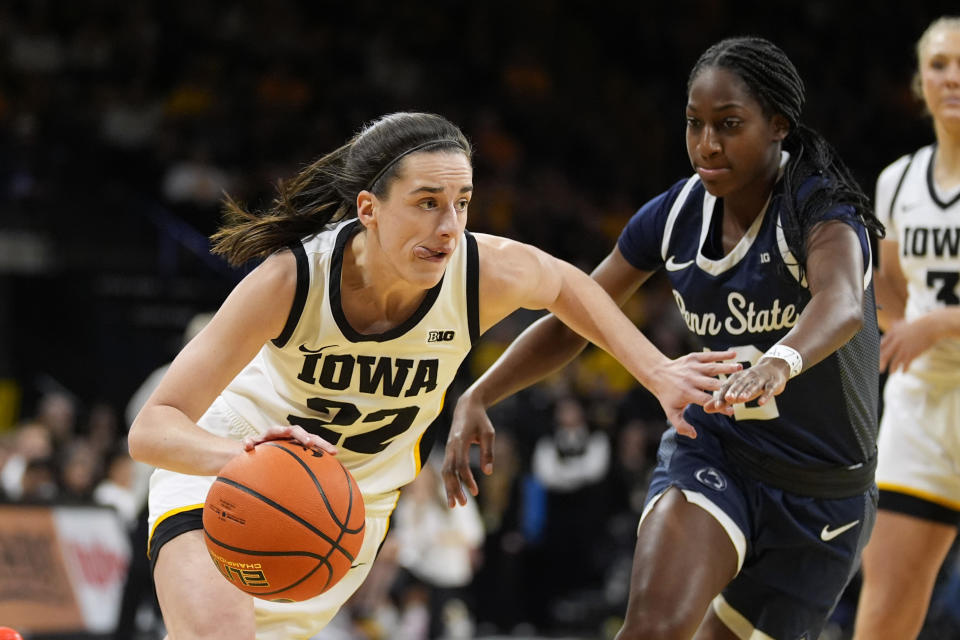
414, 390, 446, 473
148, 503, 205, 557
878, 482, 960, 512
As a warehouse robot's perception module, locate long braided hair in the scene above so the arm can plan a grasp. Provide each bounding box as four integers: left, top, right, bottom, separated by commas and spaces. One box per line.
688, 37, 883, 279
211, 112, 472, 266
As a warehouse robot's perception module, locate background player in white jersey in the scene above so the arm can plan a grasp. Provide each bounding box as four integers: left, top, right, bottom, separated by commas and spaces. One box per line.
444, 38, 884, 639
854, 16, 960, 640
127, 112, 740, 640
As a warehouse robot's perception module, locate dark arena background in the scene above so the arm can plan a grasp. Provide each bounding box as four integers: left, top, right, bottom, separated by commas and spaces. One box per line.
1, 1, 958, 639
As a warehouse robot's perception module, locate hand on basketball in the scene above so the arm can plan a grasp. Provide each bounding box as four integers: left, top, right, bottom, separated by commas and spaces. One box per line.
242, 425, 338, 456
704, 356, 788, 414
879, 316, 941, 373
649, 350, 741, 438
441, 389, 495, 508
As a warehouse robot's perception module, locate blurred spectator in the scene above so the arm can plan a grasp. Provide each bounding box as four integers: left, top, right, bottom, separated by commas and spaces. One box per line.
161, 143, 234, 208
99, 83, 164, 150
528, 395, 612, 631
34, 389, 77, 448
94, 448, 139, 528
85, 401, 120, 458
391, 462, 485, 640
471, 425, 531, 635
0, 420, 54, 499
20, 455, 58, 501
58, 438, 101, 502
7, 11, 63, 75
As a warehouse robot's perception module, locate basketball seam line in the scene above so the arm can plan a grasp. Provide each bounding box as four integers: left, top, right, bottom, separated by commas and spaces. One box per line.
265, 442, 365, 536
204, 530, 335, 596
213, 476, 357, 563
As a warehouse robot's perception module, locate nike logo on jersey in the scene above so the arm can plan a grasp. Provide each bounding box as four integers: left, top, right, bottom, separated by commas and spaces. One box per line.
665, 256, 695, 271
820, 520, 859, 541
299, 343, 339, 353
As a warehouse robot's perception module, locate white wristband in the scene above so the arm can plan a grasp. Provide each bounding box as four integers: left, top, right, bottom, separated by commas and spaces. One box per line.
760, 344, 802, 379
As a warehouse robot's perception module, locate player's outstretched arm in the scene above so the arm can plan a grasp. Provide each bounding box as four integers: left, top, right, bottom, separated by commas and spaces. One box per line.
442, 237, 739, 506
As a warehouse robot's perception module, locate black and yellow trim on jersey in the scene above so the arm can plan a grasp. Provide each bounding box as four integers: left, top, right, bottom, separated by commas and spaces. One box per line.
147, 504, 205, 568
878, 483, 960, 525
272, 242, 310, 349
465, 231, 479, 344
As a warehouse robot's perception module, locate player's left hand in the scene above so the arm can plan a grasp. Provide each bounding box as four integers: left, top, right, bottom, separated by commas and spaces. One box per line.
880, 317, 941, 373
704, 357, 789, 413
241, 425, 338, 455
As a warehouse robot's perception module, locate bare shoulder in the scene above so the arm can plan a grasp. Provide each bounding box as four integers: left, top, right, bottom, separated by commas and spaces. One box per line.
473, 233, 550, 280
473, 233, 561, 331
254, 248, 298, 288
221, 248, 299, 339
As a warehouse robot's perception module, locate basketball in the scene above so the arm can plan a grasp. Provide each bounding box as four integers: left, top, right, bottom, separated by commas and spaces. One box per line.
202, 439, 365, 602
0, 629, 22, 640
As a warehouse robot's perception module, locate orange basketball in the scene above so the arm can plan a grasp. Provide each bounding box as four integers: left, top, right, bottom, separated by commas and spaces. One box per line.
202, 440, 365, 602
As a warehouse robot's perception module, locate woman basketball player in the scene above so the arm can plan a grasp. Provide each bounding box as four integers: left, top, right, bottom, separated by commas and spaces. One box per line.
854, 17, 960, 640
128, 112, 739, 640
443, 38, 884, 639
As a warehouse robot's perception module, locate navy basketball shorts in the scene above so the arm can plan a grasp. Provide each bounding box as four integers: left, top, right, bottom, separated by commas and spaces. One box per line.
642, 428, 877, 640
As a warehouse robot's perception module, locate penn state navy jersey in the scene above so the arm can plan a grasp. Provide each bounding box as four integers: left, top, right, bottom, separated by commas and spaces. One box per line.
618, 175, 879, 468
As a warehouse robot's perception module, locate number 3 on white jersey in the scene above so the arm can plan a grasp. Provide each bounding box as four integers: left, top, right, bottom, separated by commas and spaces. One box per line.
715, 345, 780, 421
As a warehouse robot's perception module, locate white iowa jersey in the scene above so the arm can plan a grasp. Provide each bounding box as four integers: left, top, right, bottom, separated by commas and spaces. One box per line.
218, 218, 479, 516
877, 144, 960, 380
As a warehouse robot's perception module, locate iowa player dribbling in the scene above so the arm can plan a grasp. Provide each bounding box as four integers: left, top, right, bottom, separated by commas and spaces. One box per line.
128, 112, 738, 640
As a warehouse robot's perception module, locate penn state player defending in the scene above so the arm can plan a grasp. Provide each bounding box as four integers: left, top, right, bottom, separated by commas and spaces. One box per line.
127, 112, 738, 640
854, 17, 960, 640
443, 39, 884, 639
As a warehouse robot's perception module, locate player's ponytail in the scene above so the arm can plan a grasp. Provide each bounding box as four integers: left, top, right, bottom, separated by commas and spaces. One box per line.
211, 112, 472, 266
690, 37, 883, 279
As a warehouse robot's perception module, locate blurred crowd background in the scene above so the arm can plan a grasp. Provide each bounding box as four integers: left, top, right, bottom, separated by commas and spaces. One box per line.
2, 1, 960, 639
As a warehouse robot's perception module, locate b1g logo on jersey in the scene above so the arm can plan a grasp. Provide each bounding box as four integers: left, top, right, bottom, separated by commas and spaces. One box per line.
427, 330, 456, 343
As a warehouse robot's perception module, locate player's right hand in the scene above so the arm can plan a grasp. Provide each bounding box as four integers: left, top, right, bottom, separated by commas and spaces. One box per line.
441, 389, 495, 508
241, 425, 338, 456
649, 350, 741, 438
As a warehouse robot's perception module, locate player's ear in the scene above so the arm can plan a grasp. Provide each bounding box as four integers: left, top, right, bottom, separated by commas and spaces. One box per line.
771, 114, 789, 142
357, 190, 377, 228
